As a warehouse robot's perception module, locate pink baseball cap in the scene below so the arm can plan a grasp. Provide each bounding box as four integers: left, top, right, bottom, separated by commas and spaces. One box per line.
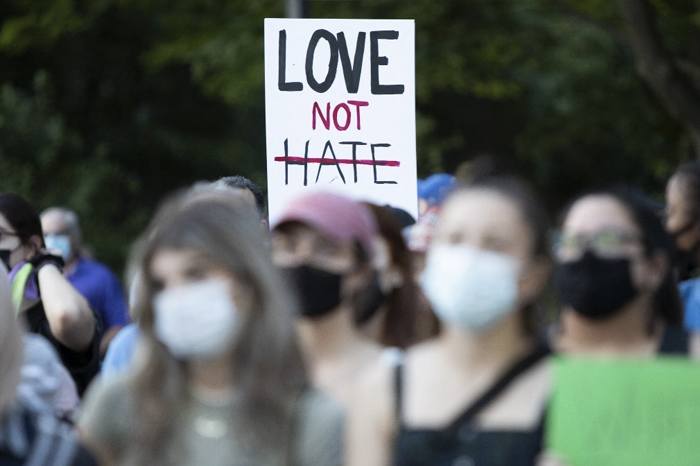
272, 191, 377, 256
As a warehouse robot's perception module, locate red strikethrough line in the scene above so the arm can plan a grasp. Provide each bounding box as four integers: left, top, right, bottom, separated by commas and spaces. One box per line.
274, 156, 400, 167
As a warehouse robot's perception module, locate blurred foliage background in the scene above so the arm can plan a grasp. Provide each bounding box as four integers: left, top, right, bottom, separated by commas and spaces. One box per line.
0, 0, 697, 276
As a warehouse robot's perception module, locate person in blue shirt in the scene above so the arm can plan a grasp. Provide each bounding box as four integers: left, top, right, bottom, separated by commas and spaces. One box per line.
665, 162, 700, 332
40, 207, 129, 357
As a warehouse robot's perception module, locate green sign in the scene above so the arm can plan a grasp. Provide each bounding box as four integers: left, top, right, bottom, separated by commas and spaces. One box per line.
546, 357, 700, 466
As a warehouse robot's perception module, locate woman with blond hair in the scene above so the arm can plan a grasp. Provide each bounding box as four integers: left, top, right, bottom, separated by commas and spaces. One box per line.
79, 190, 343, 466
0, 261, 96, 465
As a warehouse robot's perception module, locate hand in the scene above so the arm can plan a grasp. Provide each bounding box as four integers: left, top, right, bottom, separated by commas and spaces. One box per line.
29, 250, 65, 272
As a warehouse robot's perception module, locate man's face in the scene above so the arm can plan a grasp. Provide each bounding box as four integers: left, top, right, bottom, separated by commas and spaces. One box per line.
41, 212, 77, 261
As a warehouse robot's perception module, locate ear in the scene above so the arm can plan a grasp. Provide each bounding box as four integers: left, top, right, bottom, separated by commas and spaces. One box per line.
22, 235, 43, 260
644, 251, 668, 292
517, 257, 551, 308
342, 260, 375, 300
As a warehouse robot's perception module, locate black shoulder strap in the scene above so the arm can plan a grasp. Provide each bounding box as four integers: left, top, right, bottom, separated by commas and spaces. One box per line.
657, 325, 690, 355
448, 342, 551, 431
393, 360, 404, 427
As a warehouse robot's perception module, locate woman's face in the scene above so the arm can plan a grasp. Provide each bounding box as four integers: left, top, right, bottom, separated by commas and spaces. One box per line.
434, 190, 544, 305
271, 223, 357, 274
665, 175, 700, 252
0, 213, 36, 269
435, 190, 534, 262
557, 195, 663, 293
271, 222, 373, 310
149, 247, 247, 312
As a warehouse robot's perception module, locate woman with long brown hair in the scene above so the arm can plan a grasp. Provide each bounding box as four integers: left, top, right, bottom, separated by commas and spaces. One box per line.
354, 176, 553, 466
78, 189, 343, 466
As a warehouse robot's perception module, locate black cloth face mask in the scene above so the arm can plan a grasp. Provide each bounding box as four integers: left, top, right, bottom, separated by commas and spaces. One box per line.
282, 265, 343, 319
0, 249, 11, 271
554, 250, 638, 319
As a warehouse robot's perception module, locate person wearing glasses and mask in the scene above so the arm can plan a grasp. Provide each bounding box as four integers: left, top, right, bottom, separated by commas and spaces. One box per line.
0, 193, 99, 395
552, 188, 695, 357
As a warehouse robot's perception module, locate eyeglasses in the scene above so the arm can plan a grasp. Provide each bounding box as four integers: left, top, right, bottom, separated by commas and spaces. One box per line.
551, 230, 641, 261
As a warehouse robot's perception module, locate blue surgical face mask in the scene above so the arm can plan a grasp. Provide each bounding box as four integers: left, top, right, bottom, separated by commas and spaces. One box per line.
44, 234, 71, 261
420, 244, 522, 333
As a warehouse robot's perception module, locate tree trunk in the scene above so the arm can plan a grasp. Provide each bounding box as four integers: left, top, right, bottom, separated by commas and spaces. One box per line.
617, 0, 700, 157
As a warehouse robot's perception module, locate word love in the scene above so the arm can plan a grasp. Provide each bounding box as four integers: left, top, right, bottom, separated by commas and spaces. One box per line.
274, 138, 400, 186
278, 29, 405, 95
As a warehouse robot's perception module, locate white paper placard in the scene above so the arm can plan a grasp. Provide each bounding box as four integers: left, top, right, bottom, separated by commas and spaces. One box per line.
264, 18, 417, 225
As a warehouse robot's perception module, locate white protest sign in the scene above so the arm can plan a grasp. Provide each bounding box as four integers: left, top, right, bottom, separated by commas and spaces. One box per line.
264, 18, 417, 224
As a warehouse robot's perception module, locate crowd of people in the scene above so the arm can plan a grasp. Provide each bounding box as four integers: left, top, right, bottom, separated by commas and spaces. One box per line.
1, 162, 700, 465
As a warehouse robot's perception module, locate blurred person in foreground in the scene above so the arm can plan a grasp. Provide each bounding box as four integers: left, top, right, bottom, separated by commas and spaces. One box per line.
271, 191, 393, 466
101, 180, 262, 378
41, 207, 129, 357
79, 189, 343, 466
354, 176, 553, 466
212, 175, 269, 230
664, 162, 700, 334
0, 261, 97, 465
0, 193, 99, 395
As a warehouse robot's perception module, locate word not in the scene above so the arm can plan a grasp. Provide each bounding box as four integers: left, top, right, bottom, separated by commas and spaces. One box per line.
278, 29, 405, 95
312, 100, 369, 131
274, 138, 399, 186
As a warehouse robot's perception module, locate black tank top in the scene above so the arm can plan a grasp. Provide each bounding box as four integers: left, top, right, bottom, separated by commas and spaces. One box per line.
657, 325, 689, 355
393, 343, 551, 466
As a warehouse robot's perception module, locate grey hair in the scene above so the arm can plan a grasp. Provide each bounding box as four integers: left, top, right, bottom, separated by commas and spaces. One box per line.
0, 262, 24, 414
40, 207, 81, 236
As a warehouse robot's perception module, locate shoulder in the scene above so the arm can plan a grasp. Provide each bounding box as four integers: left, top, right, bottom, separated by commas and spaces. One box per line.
22, 333, 59, 363
680, 278, 700, 330
78, 375, 134, 434
108, 324, 141, 350
80, 375, 133, 418
296, 387, 344, 429
403, 337, 443, 369
679, 276, 700, 295
293, 388, 344, 466
101, 325, 142, 379
75, 259, 119, 281
78, 375, 136, 459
